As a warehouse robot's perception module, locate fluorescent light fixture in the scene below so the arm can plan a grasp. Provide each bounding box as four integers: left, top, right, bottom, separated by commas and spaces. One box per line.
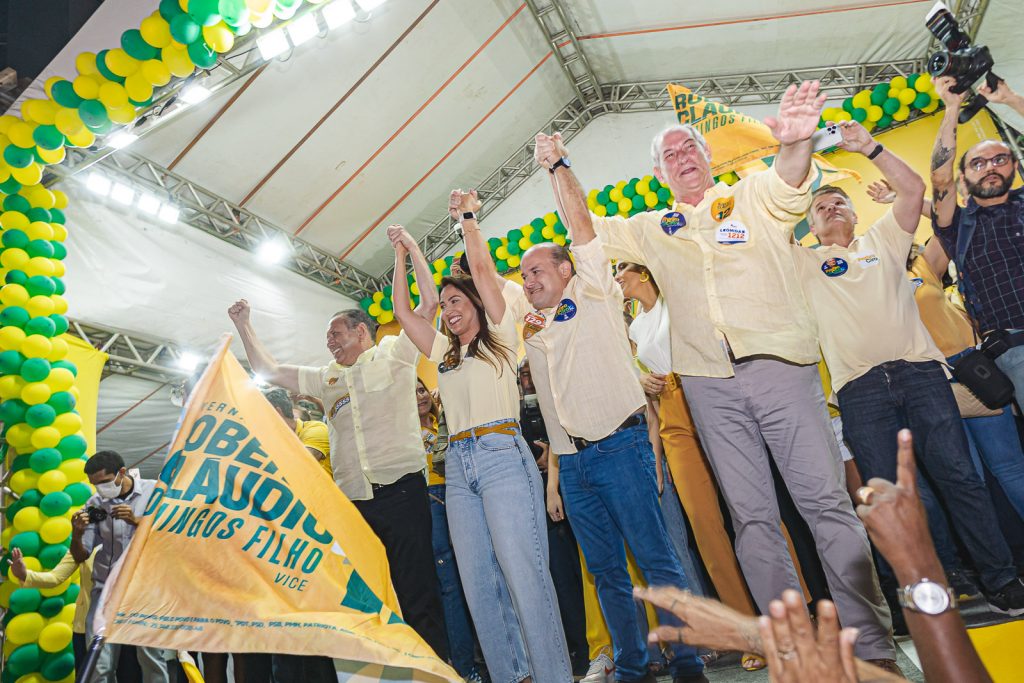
158, 204, 180, 224
287, 13, 319, 45
180, 83, 211, 104
177, 352, 200, 372
86, 172, 112, 196
257, 239, 289, 264
108, 131, 138, 149
257, 28, 290, 60
355, 0, 386, 10
137, 193, 161, 215
111, 182, 135, 205
322, 1, 356, 28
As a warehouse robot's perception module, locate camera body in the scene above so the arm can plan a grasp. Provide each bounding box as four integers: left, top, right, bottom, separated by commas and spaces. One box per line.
86, 505, 108, 523
925, 2, 1000, 122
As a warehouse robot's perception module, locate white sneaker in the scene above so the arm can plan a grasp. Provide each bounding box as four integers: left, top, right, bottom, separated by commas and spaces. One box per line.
581, 652, 615, 683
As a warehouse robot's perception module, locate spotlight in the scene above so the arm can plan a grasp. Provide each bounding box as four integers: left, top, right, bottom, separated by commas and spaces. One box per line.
158, 204, 180, 224
323, 1, 356, 28
86, 172, 112, 196
287, 13, 320, 46
180, 83, 212, 104
137, 194, 162, 215
111, 182, 135, 205
257, 29, 290, 60
177, 352, 200, 372
258, 239, 289, 264
108, 131, 139, 149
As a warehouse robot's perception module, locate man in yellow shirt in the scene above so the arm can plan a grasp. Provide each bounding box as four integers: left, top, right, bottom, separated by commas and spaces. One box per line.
263, 388, 332, 478
535, 81, 894, 668
791, 119, 1024, 616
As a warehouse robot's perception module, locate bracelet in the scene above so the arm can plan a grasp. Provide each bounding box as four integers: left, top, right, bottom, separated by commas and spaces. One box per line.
461, 211, 477, 222
867, 143, 884, 160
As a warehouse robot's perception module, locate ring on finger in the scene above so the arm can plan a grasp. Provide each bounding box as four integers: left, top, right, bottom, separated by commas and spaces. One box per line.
777, 649, 797, 661
855, 485, 876, 505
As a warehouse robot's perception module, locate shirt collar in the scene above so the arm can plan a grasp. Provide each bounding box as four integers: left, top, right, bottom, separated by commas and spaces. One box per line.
672, 182, 730, 210
328, 344, 377, 371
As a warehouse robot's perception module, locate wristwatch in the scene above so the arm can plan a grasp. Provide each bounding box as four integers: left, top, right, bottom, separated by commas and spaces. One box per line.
549, 157, 571, 173
461, 211, 477, 222
897, 578, 957, 615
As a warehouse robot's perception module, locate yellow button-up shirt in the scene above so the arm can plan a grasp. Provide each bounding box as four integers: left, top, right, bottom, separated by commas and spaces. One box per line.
295, 418, 332, 478
23, 548, 95, 633
298, 333, 423, 501
592, 165, 820, 378
503, 238, 645, 455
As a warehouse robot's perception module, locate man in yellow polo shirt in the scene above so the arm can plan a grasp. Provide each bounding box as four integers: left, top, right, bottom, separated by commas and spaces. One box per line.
535, 80, 894, 668
263, 387, 332, 478
792, 120, 1024, 617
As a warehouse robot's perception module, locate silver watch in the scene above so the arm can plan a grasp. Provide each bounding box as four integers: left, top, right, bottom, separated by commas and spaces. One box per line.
897, 578, 957, 615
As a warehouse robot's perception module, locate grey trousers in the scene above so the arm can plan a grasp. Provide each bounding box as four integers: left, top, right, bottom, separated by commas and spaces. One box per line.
681, 359, 894, 661
87, 585, 170, 683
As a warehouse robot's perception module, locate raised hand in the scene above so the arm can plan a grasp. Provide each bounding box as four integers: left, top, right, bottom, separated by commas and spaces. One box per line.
534, 132, 568, 168
227, 299, 250, 325
934, 75, 966, 110
386, 224, 415, 254
866, 179, 896, 204
764, 81, 827, 145
448, 189, 482, 221
9, 547, 27, 581
760, 591, 858, 683
634, 585, 762, 654
837, 120, 876, 156
977, 78, 1022, 108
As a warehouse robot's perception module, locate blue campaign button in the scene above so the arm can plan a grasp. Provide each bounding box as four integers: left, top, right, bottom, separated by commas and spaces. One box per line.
821, 257, 849, 277
554, 298, 577, 322
660, 211, 686, 235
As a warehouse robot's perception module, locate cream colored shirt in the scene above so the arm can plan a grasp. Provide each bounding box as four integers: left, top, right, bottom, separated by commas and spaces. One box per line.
502, 238, 645, 455
298, 333, 424, 501
791, 210, 945, 393
428, 308, 520, 435
629, 297, 673, 375
592, 165, 820, 378
23, 548, 95, 633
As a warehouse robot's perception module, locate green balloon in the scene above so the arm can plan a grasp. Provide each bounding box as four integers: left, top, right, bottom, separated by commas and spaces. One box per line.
39, 492, 72, 518
95, 50, 126, 85
11, 453, 31, 473
4, 144, 34, 169
86, 116, 114, 135
870, 88, 888, 106
51, 360, 77, 377
0, 397, 26, 423
26, 207, 51, 223
554, 222, 567, 236
877, 114, 893, 128
189, 0, 222, 26
79, 99, 110, 128
530, 217, 545, 231
25, 316, 57, 338
50, 208, 66, 225
170, 14, 202, 44
9, 590, 42, 619
49, 315, 69, 336
7, 270, 29, 286
47, 391, 76, 414
26, 238, 54, 259
882, 97, 900, 115
21, 357, 52, 382
604, 200, 620, 215
842, 98, 855, 113
4, 500, 22, 523
0, 350, 24, 375
907, 73, 920, 89
25, 275, 56, 297
57, 434, 88, 459
62, 583, 80, 604
495, 259, 509, 272
25, 404, 57, 428
913, 91, 932, 109
508, 229, 523, 243
30, 447, 62, 473
19, 489, 41, 508
0, 177, 22, 194
2, 227, 29, 249
622, 183, 637, 199
656, 187, 672, 202
121, 28, 159, 61
187, 40, 218, 69
159, 0, 183, 21
631, 194, 645, 210
506, 241, 521, 256
65, 482, 93, 505
648, 177, 661, 192
38, 594, 65, 617
32, 125, 65, 151
41, 652, 75, 681
596, 190, 609, 205
219, 0, 248, 26
7, 643, 41, 677
0, 305, 29, 327
52, 276, 66, 295
359, 297, 372, 312
10, 531, 42, 556
50, 80, 82, 108
51, 241, 67, 261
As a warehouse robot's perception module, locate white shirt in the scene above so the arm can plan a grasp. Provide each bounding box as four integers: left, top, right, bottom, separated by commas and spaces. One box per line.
629, 297, 673, 375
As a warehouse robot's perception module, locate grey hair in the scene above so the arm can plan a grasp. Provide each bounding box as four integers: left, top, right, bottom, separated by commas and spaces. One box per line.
331, 308, 378, 338
651, 124, 710, 167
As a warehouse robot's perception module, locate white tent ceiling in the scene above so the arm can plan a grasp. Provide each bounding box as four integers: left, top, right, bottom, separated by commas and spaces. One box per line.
15, 0, 1023, 474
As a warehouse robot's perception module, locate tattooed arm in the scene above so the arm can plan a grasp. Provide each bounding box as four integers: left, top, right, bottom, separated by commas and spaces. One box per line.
930, 76, 967, 229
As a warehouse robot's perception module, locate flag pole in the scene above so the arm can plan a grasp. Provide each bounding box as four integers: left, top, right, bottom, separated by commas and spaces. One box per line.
76, 635, 105, 683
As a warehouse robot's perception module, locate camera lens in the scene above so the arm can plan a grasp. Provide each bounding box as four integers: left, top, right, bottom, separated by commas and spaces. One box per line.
928, 51, 953, 77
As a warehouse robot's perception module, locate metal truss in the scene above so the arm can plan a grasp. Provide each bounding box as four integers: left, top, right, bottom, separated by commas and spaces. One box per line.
525, 0, 602, 106
60, 148, 386, 300
68, 319, 196, 383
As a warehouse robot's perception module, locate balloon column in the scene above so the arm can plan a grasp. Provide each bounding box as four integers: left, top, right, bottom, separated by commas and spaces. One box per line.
819, 73, 940, 134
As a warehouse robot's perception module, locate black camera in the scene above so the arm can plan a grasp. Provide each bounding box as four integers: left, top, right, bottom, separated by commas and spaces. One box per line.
86, 506, 108, 523
926, 2, 1001, 123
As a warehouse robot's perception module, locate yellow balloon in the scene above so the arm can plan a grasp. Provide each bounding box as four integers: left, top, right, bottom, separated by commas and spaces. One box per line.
26, 295, 54, 318
39, 514, 72, 545
55, 603, 76, 626
8, 121, 36, 148
507, 254, 521, 268
9, 466, 37, 492
645, 192, 658, 208
24, 184, 56, 209
75, 51, 99, 76
106, 48, 140, 77
915, 73, 932, 92
617, 198, 631, 214
98, 82, 129, 109
31, 425, 62, 450
890, 75, 908, 91
125, 73, 154, 103
898, 88, 917, 105
59, 458, 86, 482
48, 367, 76, 393
636, 180, 650, 195
250, 8, 273, 28
51, 223, 68, 241
51, 294, 68, 315
377, 311, 394, 324
921, 98, 940, 113
22, 379, 52, 404
54, 107, 85, 136
6, 612, 45, 645
553, 234, 566, 246
38, 622, 73, 653
0, 577, 15, 608
72, 75, 100, 100
11, 163, 42, 186
593, 204, 607, 217
247, 0, 273, 12
161, 45, 195, 78
39, 471, 70, 497
13, 506, 43, 534
543, 212, 558, 226
141, 13, 173, 49
36, 145, 66, 165
66, 127, 96, 148
0, 245, 28, 270
0, 325, 25, 352
867, 105, 884, 122
27, 220, 55, 240
367, 303, 381, 317
432, 272, 442, 285
47, 337, 69, 362
609, 187, 623, 202
23, 99, 58, 126
141, 59, 171, 87
52, 189, 69, 210
203, 23, 235, 53
51, 260, 66, 278
1, 211, 29, 230
25, 257, 56, 277
39, 576, 74, 597
22, 335, 53, 360
893, 105, 911, 121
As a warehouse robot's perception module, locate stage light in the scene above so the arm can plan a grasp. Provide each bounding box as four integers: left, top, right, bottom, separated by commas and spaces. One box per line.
177, 352, 200, 372
257, 29, 290, 60
137, 194, 161, 215
180, 83, 212, 104
258, 239, 288, 264
323, 1, 356, 28
108, 131, 139, 149
111, 182, 135, 205
287, 13, 319, 46
158, 204, 180, 224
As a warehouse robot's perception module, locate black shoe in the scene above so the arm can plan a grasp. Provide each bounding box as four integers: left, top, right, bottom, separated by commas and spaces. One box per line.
985, 577, 1024, 616
672, 675, 709, 683
947, 568, 982, 600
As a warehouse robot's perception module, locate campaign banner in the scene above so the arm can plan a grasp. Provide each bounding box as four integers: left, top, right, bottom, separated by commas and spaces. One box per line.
96, 335, 458, 682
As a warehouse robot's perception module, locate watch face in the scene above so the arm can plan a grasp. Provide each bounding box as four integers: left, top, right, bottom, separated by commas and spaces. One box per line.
913, 582, 951, 614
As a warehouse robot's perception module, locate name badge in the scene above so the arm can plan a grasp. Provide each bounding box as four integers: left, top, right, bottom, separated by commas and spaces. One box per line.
854, 252, 880, 269
523, 311, 546, 340
661, 211, 686, 235
715, 219, 748, 245
554, 299, 577, 322
329, 394, 351, 419
821, 257, 849, 277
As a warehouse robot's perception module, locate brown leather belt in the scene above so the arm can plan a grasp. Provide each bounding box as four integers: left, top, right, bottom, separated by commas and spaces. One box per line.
449, 420, 520, 443
568, 410, 646, 451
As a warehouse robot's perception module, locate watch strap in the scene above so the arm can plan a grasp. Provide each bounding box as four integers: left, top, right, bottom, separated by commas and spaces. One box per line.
549, 157, 570, 173
867, 143, 885, 160
461, 211, 477, 222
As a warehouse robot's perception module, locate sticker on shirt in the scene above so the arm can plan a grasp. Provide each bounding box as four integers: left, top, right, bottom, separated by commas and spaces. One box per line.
715, 220, 749, 245
821, 257, 849, 278
909, 277, 924, 291
853, 252, 880, 269
523, 311, 546, 340
554, 299, 577, 322
710, 196, 735, 222
328, 393, 351, 419
660, 211, 686, 236
327, 376, 338, 386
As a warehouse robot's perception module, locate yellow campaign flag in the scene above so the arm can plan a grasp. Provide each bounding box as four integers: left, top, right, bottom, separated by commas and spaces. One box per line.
96, 335, 458, 682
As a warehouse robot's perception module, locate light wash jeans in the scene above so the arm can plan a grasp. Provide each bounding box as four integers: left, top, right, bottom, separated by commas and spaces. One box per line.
445, 420, 571, 683
995, 339, 1024, 406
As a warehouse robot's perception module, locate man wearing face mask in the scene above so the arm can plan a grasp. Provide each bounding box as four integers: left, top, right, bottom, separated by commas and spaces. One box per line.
70, 451, 168, 683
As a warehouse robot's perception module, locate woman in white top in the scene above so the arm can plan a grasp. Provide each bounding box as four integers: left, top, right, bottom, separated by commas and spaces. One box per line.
389, 196, 571, 683
614, 261, 767, 673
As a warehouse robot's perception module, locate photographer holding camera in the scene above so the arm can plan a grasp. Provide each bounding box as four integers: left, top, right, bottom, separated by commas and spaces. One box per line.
930, 74, 1024, 404
70, 450, 167, 683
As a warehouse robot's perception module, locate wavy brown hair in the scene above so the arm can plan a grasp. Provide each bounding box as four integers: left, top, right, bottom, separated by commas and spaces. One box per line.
439, 275, 516, 376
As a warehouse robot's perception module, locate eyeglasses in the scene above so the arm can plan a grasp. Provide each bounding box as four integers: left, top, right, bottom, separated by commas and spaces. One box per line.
968, 153, 1012, 172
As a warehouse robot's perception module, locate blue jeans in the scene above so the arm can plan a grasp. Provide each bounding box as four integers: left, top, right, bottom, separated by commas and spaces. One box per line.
660, 460, 708, 597
838, 360, 1016, 592
445, 421, 571, 683
559, 423, 703, 681
994, 334, 1024, 405
964, 410, 1024, 521
429, 484, 477, 676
